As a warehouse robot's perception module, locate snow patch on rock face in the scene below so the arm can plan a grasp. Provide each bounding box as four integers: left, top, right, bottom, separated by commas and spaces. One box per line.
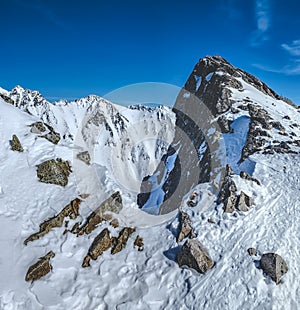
223, 116, 256, 175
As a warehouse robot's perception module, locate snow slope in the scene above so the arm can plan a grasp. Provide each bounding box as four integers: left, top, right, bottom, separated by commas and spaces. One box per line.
1, 70, 300, 310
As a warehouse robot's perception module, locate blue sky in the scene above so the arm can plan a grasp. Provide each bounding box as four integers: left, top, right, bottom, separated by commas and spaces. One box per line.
1, 0, 300, 104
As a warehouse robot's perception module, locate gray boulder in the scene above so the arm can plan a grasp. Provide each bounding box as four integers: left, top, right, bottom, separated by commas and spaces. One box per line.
260, 253, 288, 284
177, 239, 214, 274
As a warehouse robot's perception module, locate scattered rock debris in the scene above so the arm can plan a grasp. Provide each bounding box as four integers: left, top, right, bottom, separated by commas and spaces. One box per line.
10, 134, 24, 152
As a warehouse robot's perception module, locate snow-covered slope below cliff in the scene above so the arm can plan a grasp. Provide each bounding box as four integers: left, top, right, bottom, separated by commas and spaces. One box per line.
1, 68, 300, 310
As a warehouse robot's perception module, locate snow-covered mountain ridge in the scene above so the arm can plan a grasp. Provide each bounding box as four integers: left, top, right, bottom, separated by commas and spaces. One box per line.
1, 56, 300, 309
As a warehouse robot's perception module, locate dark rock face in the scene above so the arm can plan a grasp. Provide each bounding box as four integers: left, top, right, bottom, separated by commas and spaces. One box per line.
0, 93, 14, 104
25, 251, 55, 282
217, 166, 254, 213
247, 248, 257, 256
260, 253, 288, 284
10, 134, 24, 152
137, 55, 297, 214
82, 228, 112, 267
177, 239, 214, 274
36, 158, 71, 187
240, 171, 260, 185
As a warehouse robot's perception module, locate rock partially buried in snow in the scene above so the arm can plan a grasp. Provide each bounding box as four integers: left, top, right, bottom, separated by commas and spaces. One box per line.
134, 235, 144, 251
259, 253, 288, 284
236, 191, 253, 212
36, 158, 71, 187
30, 121, 46, 134
24, 197, 82, 245
177, 210, 196, 243
25, 251, 55, 282
82, 228, 112, 267
111, 227, 136, 255
10, 134, 23, 152
177, 239, 214, 274
77, 150, 91, 165
247, 247, 257, 256
75, 192, 123, 236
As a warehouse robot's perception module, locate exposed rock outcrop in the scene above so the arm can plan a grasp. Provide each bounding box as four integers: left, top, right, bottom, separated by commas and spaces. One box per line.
259, 253, 288, 284
82, 228, 112, 267
24, 197, 82, 245
10, 134, 23, 152
177, 239, 214, 274
75, 192, 123, 236
36, 158, 71, 187
240, 171, 260, 185
25, 251, 55, 282
235, 191, 253, 212
217, 166, 254, 213
134, 235, 144, 251
111, 227, 136, 255
176, 211, 196, 243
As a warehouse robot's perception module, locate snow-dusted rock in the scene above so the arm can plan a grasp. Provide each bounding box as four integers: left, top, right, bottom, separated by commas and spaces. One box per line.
177, 239, 214, 274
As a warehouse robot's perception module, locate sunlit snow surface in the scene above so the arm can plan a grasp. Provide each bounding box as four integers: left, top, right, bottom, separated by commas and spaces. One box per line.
223, 116, 256, 175
0, 78, 300, 309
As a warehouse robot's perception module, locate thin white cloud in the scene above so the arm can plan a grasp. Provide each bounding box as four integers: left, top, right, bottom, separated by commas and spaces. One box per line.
253, 63, 300, 75
250, 0, 271, 47
281, 40, 300, 56
13, 0, 67, 30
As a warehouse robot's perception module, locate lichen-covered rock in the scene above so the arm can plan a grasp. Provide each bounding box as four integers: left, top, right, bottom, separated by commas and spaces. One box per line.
25, 251, 55, 282
24, 197, 82, 245
30, 122, 46, 134
77, 151, 91, 165
134, 235, 144, 251
260, 253, 288, 284
75, 192, 122, 236
177, 211, 196, 243
82, 228, 112, 267
111, 227, 136, 255
177, 239, 214, 274
10, 134, 23, 152
36, 158, 71, 186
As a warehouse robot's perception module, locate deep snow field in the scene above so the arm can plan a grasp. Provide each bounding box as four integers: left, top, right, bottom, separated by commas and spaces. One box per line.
0, 79, 300, 310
